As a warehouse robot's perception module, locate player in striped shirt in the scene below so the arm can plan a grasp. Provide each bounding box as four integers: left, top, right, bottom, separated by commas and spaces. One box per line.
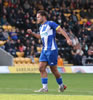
27, 10, 72, 92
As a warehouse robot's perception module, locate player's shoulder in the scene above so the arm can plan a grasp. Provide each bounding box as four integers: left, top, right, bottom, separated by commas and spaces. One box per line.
47, 21, 55, 23
46, 21, 56, 26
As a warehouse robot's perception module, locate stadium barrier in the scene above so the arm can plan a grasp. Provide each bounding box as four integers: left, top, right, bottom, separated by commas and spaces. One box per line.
0, 48, 13, 66
0, 64, 93, 73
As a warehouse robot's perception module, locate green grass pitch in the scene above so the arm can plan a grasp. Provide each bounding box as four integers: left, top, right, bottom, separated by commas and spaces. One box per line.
0, 73, 93, 100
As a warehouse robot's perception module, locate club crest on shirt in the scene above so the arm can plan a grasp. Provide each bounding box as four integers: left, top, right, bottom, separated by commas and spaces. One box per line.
40, 32, 48, 37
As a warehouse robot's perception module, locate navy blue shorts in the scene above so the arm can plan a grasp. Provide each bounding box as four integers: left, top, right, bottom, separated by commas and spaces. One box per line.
39, 50, 58, 66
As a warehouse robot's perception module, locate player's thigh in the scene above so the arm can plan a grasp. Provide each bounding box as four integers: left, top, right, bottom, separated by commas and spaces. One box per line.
50, 65, 58, 73
47, 50, 58, 66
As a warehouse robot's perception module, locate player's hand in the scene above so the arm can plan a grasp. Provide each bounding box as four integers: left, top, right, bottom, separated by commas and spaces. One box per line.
27, 29, 32, 34
67, 39, 72, 46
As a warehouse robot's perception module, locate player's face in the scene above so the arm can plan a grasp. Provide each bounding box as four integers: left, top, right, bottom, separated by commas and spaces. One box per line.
36, 13, 43, 24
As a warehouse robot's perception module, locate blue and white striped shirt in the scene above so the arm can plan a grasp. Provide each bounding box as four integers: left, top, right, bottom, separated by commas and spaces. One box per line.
39, 21, 60, 51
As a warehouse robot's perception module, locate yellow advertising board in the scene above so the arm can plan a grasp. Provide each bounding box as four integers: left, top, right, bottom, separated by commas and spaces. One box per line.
9, 64, 39, 73
64, 67, 72, 73
8, 63, 73, 73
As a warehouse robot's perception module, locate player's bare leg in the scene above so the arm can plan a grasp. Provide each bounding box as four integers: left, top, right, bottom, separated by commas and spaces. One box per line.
39, 62, 48, 78
50, 65, 61, 78
50, 65, 67, 92
35, 62, 48, 92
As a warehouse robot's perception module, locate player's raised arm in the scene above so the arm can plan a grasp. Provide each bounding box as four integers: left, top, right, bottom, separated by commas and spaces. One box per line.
56, 26, 72, 46
27, 29, 41, 39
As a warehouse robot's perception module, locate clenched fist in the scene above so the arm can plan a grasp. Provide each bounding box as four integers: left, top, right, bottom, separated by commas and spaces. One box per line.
67, 38, 72, 46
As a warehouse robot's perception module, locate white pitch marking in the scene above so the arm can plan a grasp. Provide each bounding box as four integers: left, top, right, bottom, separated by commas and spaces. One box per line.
0, 88, 93, 95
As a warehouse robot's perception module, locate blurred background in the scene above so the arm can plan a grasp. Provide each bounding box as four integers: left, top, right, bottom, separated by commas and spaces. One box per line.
0, 0, 93, 66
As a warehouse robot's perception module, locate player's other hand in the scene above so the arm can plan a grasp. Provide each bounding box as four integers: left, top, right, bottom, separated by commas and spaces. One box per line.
67, 39, 72, 46
27, 29, 32, 34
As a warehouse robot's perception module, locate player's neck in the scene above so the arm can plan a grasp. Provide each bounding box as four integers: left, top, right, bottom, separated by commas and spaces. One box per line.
41, 19, 47, 25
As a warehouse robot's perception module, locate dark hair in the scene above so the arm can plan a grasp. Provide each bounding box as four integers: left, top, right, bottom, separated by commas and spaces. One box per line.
37, 10, 48, 19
